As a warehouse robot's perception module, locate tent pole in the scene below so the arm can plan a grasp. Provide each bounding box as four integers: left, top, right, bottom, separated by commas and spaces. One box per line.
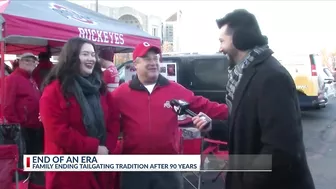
0, 40, 5, 122
95, 0, 98, 12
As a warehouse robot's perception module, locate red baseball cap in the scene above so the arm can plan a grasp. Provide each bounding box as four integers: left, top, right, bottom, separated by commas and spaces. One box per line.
132, 42, 161, 61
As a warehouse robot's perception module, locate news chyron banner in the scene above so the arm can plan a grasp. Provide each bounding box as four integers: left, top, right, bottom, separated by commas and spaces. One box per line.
23, 155, 273, 172
23, 155, 200, 172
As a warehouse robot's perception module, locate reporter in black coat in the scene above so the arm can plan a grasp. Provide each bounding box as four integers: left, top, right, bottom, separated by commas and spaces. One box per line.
216, 9, 315, 189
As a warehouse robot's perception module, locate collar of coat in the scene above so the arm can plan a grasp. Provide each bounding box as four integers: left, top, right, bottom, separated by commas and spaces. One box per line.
243, 47, 274, 70
129, 74, 170, 91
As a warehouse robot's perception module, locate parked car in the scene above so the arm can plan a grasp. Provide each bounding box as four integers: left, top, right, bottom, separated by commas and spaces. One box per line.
280, 54, 334, 109
322, 67, 336, 102
323, 67, 335, 82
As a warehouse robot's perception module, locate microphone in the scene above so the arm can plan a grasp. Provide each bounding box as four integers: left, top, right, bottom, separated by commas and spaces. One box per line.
169, 99, 212, 131
169, 99, 197, 117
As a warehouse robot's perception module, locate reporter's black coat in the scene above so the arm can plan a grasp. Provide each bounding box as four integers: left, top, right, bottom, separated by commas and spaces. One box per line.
225, 49, 315, 189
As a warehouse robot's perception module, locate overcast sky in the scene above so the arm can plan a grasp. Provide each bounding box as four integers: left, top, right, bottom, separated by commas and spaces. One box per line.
76, 1, 336, 55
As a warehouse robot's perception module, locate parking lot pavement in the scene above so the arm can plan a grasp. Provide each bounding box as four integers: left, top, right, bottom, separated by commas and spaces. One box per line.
184, 99, 336, 189
302, 99, 336, 189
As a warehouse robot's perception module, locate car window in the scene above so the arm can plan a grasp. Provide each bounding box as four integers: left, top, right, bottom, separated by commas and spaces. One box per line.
190, 57, 228, 90
323, 68, 333, 77
118, 65, 126, 81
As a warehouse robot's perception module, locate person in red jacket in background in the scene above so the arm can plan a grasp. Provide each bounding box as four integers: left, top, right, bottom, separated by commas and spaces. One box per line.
3, 53, 43, 154
39, 37, 119, 189
0, 61, 13, 123
99, 48, 119, 92
111, 42, 229, 189
11, 59, 19, 71
32, 52, 54, 88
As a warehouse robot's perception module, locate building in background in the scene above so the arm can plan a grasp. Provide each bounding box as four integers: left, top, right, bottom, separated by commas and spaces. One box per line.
163, 10, 182, 52
77, 3, 163, 41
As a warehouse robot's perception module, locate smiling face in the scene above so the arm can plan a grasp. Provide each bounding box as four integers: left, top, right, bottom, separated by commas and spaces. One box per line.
134, 50, 160, 84
79, 43, 96, 76
19, 56, 38, 73
219, 24, 239, 65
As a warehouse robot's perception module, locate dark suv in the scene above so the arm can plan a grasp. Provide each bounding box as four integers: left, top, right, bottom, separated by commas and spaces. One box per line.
117, 54, 230, 141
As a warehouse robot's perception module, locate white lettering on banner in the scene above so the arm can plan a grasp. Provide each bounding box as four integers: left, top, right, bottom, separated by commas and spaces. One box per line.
78, 27, 125, 45
23, 155, 201, 172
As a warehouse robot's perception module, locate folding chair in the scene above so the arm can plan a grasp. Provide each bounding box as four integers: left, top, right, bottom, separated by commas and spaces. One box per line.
0, 124, 45, 189
0, 123, 26, 169
203, 138, 229, 183
0, 145, 42, 189
0, 145, 19, 189
179, 127, 207, 189
178, 127, 230, 188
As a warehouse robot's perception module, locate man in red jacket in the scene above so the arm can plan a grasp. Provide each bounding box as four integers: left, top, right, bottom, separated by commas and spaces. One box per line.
99, 48, 119, 92
112, 42, 229, 189
4, 52, 43, 154
32, 52, 54, 88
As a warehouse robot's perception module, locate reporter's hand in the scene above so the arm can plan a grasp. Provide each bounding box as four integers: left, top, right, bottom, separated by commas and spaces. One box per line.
192, 112, 212, 131
97, 146, 109, 155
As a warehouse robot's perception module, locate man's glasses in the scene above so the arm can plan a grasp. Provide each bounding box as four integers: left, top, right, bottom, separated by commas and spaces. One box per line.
22, 58, 36, 63
141, 56, 160, 62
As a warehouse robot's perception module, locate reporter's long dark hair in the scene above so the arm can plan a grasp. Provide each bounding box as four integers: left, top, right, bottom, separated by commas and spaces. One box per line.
41, 37, 106, 97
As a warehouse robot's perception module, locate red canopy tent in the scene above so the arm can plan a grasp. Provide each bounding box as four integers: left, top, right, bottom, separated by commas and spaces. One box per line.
0, 0, 161, 54
0, 0, 161, 117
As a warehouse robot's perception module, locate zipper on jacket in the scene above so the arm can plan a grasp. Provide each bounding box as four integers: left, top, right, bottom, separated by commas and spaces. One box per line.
146, 86, 159, 153
148, 95, 152, 152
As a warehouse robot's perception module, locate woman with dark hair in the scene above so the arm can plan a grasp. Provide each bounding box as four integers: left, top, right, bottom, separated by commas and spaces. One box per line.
40, 37, 120, 189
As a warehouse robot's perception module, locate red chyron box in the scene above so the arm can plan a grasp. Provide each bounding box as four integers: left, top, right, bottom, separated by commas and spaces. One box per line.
26, 157, 30, 168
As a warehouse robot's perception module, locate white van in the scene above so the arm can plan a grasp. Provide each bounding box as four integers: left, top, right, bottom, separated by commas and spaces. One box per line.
280, 54, 333, 109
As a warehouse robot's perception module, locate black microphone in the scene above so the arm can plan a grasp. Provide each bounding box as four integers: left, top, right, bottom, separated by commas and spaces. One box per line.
169, 99, 197, 116
170, 99, 212, 132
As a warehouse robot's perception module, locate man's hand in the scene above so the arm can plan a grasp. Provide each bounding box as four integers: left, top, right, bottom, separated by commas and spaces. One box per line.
38, 113, 41, 122
97, 146, 109, 155
192, 112, 212, 131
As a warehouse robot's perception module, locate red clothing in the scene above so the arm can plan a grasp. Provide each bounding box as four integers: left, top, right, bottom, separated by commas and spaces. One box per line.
0, 75, 7, 123
3, 68, 41, 128
32, 60, 54, 88
112, 75, 228, 154
103, 64, 119, 91
178, 115, 193, 127
39, 80, 120, 189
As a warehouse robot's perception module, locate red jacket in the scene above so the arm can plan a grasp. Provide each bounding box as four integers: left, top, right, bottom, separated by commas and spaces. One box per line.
0, 75, 7, 123
3, 68, 41, 128
112, 75, 228, 154
32, 60, 54, 88
39, 80, 120, 189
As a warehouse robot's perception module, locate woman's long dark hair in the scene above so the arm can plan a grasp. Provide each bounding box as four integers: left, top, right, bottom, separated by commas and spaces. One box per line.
42, 37, 106, 97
